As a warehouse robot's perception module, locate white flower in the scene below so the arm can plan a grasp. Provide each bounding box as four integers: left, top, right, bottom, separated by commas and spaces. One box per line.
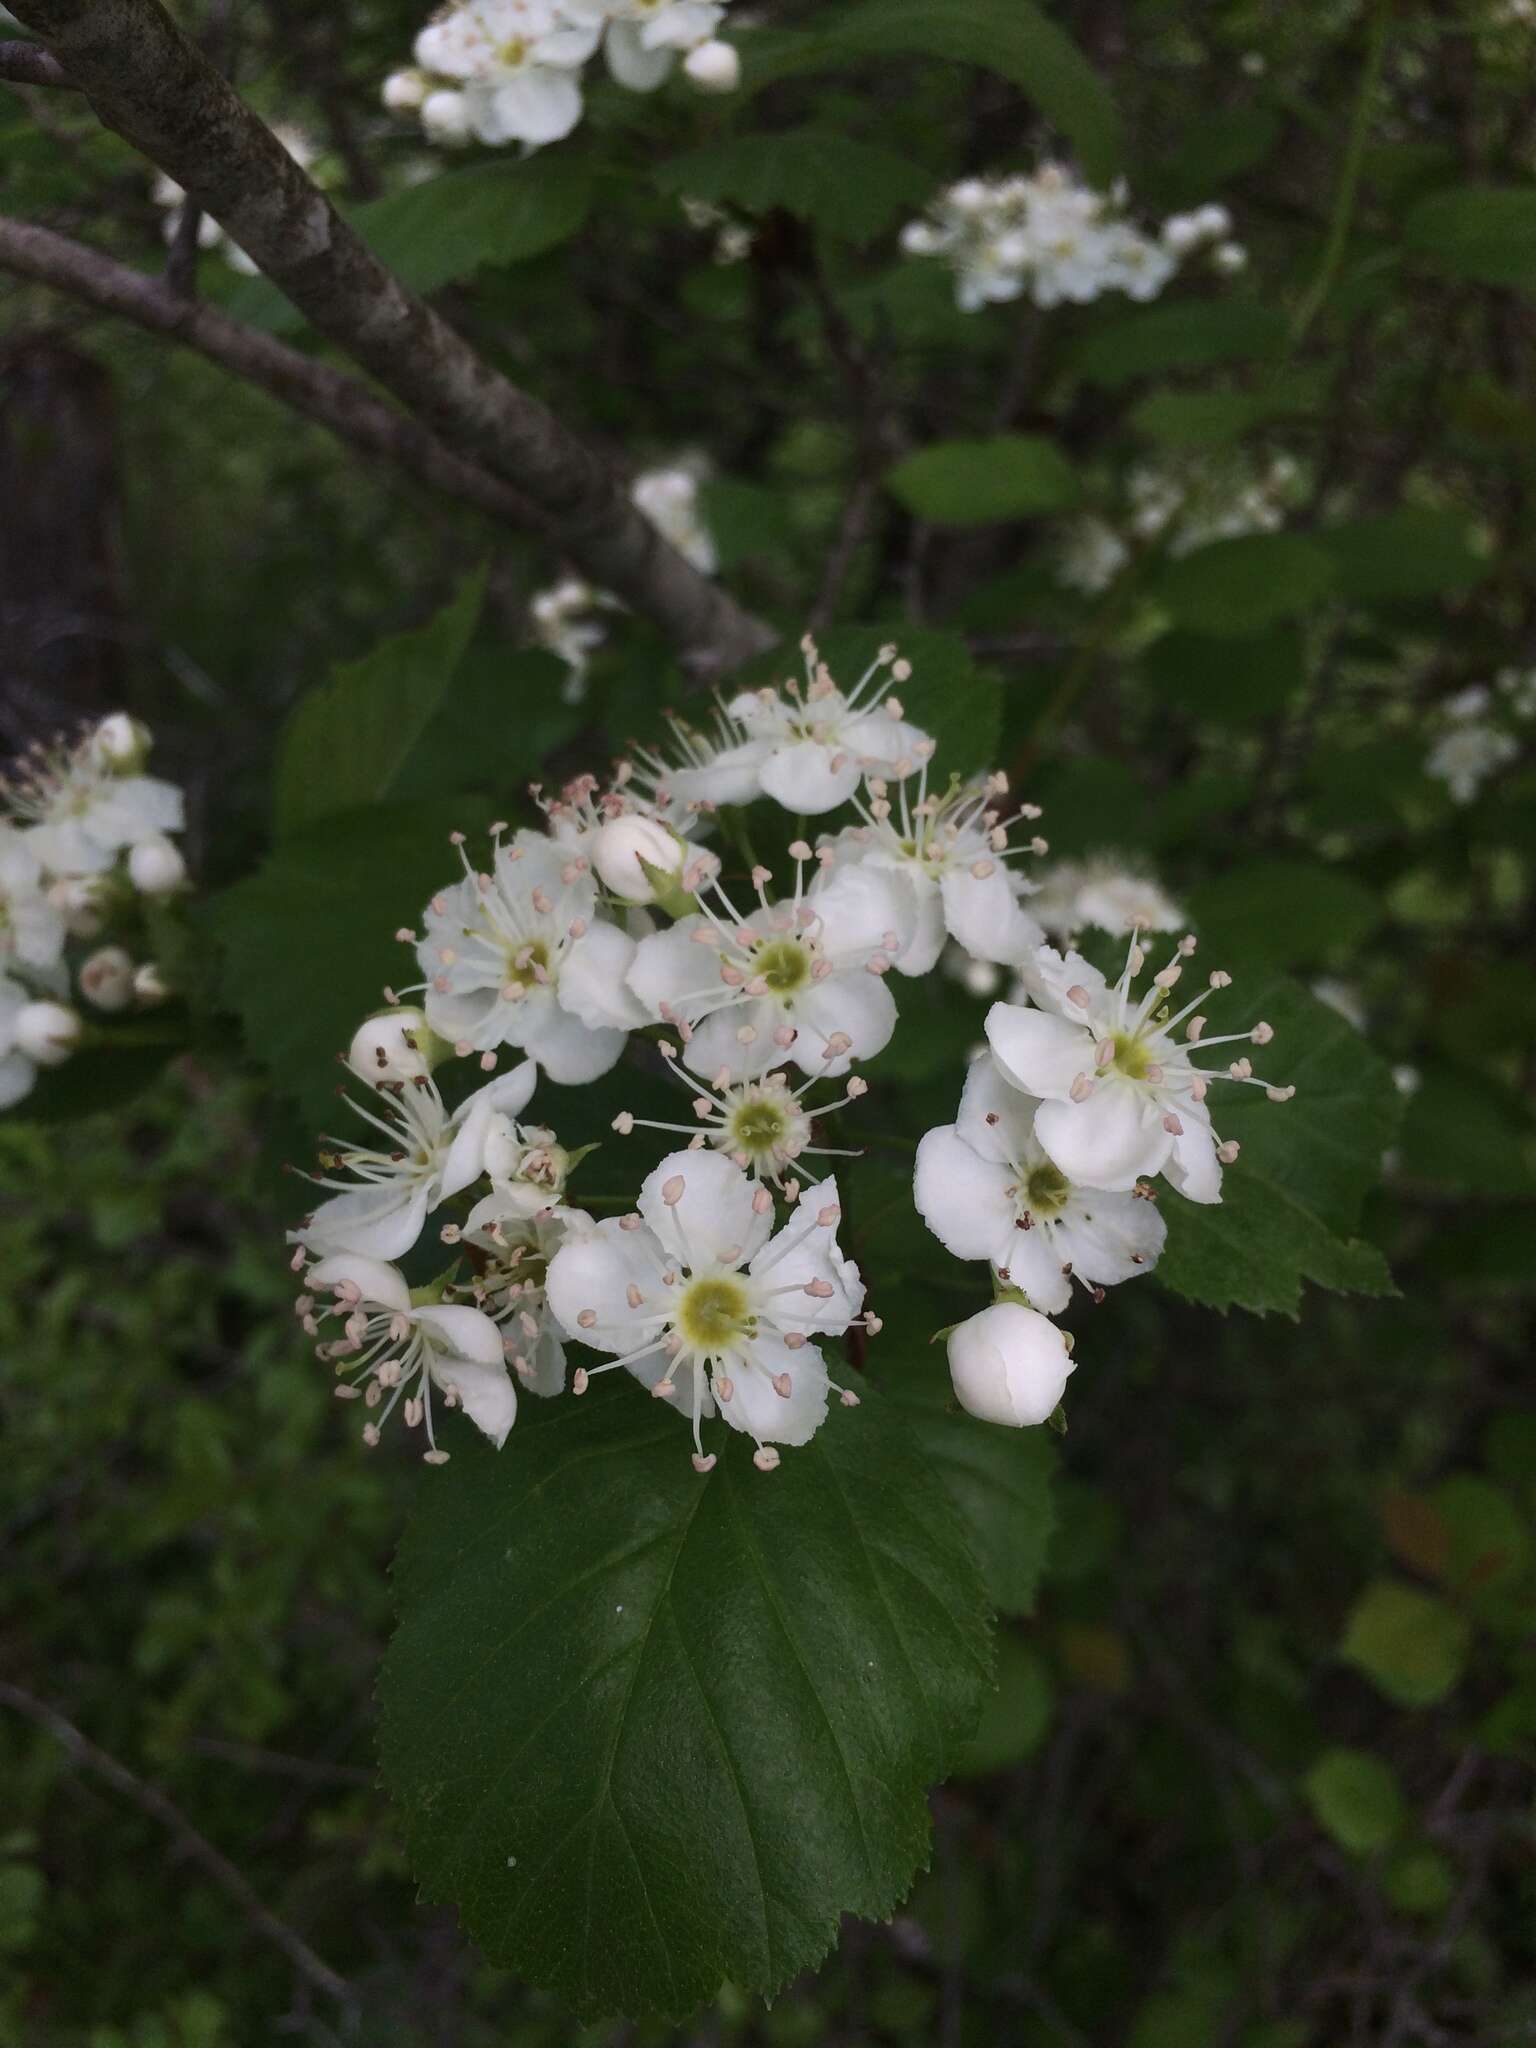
293, 1061, 538, 1261
611, 1035, 869, 1184
1057, 516, 1130, 595
947, 1302, 1075, 1428
476, 1113, 572, 1218
47, 874, 110, 941
1496, 666, 1536, 720
422, 87, 475, 143
529, 575, 615, 697
12, 999, 81, 1068
132, 961, 171, 1007
631, 462, 717, 574
726, 637, 933, 814
77, 945, 135, 1013
1030, 858, 1186, 942
299, 1254, 515, 1458
415, 827, 645, 1082
626, 848, 915, 1081
414, 0, 600, 146
825, 765, 1046, 975
990, 933, 1292, 1200
1425, 722, 1518, 803
0, 828, 65, 976
683, 37, 739, 89
590, 813, 691, 903
346, 1006, 443, 1087
545, 1150, 867, 1470
87, 714, 151, 773
914, 1053, 1165, 1314
5, 727, 183, 880
457, 1200, 589, 1395
621, 699, 772, 815
127, 835, 187, 897
0, 974, 41, 1109
563, 0, 725, 90
383, 66, 431, 111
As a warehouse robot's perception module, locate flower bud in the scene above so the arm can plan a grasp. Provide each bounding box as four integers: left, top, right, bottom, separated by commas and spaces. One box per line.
88, 712, 151, 774
133, 961, 171, 1008
949, 179, 993, 217
78, 945, 135, 1013
1212, 240, 1248, 274
127, 834, 187, 897
684, 38, 741, 92
1160, 211, 1204, 256
346, 1007, 440, 1086
14, 1000, 81, 1066
485, 1119, 570, 1215
48, 874, 111, 939
382, 67, 429, 112
946, 1302, 1075, 1428
591, 815, 688, 905
1193, 202, 1232, 240
421, 88, 473, 145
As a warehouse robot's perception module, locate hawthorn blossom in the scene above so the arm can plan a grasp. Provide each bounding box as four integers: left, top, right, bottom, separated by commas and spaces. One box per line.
412, 0, 600, 147
826, 765, 1046, 975
0, 828, 65, 976
0, 974, 81, 1109
457, 1200, 588, 1396
621, 700, 771, 815
947, 1302, 1075, 1428
300, 1253, 516, 1458
611, 1036, 868, 1184
631, 461, 717, 574
292, 1061, 538, 1260
725, 638, 932, 815
534, 774, 716, 902
413, 827, 645, 1082
914, 1053, 1165, 1314
1057, 516, 1131, 595
4, 722, 183, 879
530, 576, 614, 696
1029, 858, 1186, 942
545, 1150, 867, 1469
1425, 713, 1519, 803
626, 849, 914, 1081
988, 935, 1292, 1201
564, 0, 729, 91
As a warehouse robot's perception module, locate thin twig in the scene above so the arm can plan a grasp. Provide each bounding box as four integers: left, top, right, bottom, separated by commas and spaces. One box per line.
0, 1680, 358, 2014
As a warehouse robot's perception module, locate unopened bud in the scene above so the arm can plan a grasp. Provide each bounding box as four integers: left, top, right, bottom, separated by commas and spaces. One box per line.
127, 834, 187, 897
88, 712, 151, 773
591, 814, 688, 905
946, 1302, 1075, 1429
684, 37, 740, 92
14, 1000, 81, 1066
346, 1006, 441, 1086
132, 961, 171, 1008
78, 944, 135, 1013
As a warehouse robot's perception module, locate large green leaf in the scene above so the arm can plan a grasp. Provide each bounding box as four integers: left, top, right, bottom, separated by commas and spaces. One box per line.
1317, 509, 1489, 603
884, 436, 1081, 526
1156, 979, 1401, 1315
738, 0, 1120, 181
1184, 858, 1383, 971
222, 159, 594, 334
213, 797, 491, 1128
1339, 1581, 1471, 1709
378, 1376, 992, 2020
1072, 302, 1287, 388
1154, 534, 1336, 637
1402, 184, 1536, 289
655, 132, 932, 245
274, 572, 485, 837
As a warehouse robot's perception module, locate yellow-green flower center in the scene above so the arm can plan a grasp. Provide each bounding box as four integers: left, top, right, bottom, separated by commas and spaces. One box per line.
503, 937, 550, 990
1025, 1162, 1071, 1217
753, 937, 811, 997
1110, 1031, 1154, 1081
677, 1274, 754, 1352
731, 1098, 789, 1155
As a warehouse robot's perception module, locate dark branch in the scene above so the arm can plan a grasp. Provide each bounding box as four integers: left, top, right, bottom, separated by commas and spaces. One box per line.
0, 37, 72, 85
0, 213, 551, 531
7, 0, 775, 675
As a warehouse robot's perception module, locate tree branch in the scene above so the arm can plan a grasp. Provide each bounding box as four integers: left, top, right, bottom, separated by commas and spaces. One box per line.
0, 213, 555, 532
0, 1680, 357, 2013
7, 0, 776, 675
0, 38, 73, 86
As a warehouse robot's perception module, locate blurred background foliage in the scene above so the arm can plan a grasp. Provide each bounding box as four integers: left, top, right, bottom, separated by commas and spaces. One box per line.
2, 0, 1535, 2040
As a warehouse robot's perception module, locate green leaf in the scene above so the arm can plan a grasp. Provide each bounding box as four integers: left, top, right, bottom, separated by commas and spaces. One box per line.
1319, 510, 1489, 603
873, 1323, 1056, 1615
655, 132, 932, 245
378, 1376, 992, 2020
1158, 1170, 1394, 1317
1184, 858, 1383, 970
1396, 1060, 1536, 1198
954, 1637, 1055, 1778
1153, 534, 1337, 637
1129, 391, 1275, 449
1403, 184, 1536, 289
1303, 1747, 1405, 1855
1072, 302, 1287, 388
274, 572, 485, 837
884, 437, 1080, 526
222, 159, 594, 334
738, 0, 1120, 182
1140, 628, 1305, 727
213, 797, 491, 1128
1339, 1581, 1472, 1709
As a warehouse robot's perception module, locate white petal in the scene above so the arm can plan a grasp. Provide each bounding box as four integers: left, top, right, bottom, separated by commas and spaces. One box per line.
1162, 1112, 1222, 1204
638, 1148, 771, 1268
1033, 1084, 1172, 1193
665, 738, 770, 809
423, 983, 503, 1051
1024, 946, 1112, 1021
441, 1060, 539, 1196
840, 712, 933, 769
791, 973, 897, 1074
546, 1219, 667, 1353
414, 1302, 505, 1369
678, 998, 780, 1082
303, 1178, 432, 1261
719, 1331, 829, 1447
604, 18, 674, 87
626, 918, 712, 1020
812, 860, 916, 961
759, 740, 862, 814
305, 1253, 411, 1313
913, 1125, 1017, 1264
0, 1049, 35, 1108
86, 775, 184, 847
940, 866, 1042, 966
985, 1001, 1091, 1101
519, 999, 627, 1084
1052, 1188, 1167, 1284
892, 875, 946, 976
994, 1222, 1073, 1316
561, 921, 649, 1030
750, 1175, 864, 1333
479, 69, 584, 145
956, 1053, 1042, 1166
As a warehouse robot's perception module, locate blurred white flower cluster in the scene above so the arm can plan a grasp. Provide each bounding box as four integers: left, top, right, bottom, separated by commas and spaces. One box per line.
530, 458, 717, 697
1057, 454, 1301, 594
151, 127, 324, 276
0, 714, 188, 1111
900, 167, 1246, 313
1424, 675, 1531, 804
383, 0, 741, 151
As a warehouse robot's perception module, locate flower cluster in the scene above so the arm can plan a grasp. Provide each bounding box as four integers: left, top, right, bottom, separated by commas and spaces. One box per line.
384, 0, 741, 151
0, 714, 188, 1111
900, 167, 1245, 314
1424, 676, 1530, 804
531, 460, 717, 697
1057, 454, 1301, 594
